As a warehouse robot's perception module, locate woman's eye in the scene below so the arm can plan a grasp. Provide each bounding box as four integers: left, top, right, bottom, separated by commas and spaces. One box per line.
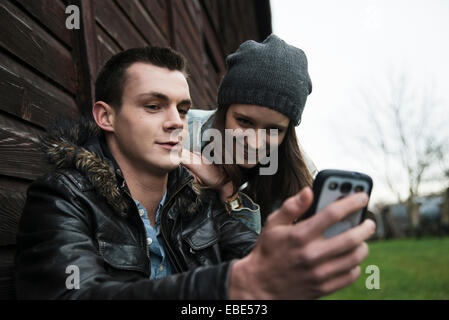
178, 109, 188, 115
267, 129, 283, 136
237, 118, 252, 125
269, 127, 283, 133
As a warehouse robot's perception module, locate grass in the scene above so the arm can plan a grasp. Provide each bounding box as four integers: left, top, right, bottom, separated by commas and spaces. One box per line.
322, 236, 449, 300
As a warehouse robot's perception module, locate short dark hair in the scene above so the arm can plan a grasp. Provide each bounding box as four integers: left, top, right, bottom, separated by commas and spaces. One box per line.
95, 46, 188, 111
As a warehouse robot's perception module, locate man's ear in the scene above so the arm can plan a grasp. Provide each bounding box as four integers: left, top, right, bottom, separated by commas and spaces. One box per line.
92, 101, 115, 133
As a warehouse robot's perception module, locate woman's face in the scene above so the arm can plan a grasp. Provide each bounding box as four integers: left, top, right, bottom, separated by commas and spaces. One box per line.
225, 104, 290, 169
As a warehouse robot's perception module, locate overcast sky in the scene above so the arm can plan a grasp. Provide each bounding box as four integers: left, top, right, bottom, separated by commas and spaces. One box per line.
271, 0, 449, 205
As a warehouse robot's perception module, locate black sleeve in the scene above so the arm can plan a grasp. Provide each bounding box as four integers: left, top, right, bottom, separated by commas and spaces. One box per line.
199, 189, 259, 261
15, 173, 232, 300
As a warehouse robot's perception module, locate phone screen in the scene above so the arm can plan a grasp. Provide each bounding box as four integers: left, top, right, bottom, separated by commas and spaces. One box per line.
317, 176, 370, 238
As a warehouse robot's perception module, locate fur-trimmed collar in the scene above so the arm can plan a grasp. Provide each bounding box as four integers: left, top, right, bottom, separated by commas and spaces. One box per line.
41, 117, 131, 215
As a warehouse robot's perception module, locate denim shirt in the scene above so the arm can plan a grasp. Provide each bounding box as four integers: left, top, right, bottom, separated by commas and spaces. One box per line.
134, 190, 172, 279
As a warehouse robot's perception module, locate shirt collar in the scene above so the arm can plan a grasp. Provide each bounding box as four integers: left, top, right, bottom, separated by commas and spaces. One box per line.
159, 189, 167, 209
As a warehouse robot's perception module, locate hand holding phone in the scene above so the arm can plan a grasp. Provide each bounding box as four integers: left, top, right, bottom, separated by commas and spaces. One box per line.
303, 169, 373, 238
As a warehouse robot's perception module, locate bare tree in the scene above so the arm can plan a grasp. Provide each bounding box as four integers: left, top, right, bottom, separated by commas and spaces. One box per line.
354, 71, 448, 236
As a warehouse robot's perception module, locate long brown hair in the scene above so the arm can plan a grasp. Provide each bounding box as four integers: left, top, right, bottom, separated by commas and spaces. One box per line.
209, 105, 313, 224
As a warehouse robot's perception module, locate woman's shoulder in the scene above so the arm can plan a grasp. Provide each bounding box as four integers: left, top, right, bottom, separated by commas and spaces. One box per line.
186, 109, 216, 150
187, 108, 216, 122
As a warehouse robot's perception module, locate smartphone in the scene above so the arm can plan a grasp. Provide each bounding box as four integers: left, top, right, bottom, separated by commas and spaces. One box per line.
303, 169, 373, 238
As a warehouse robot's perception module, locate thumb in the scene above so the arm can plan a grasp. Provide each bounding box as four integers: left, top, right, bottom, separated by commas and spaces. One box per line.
266, 187, 313, 226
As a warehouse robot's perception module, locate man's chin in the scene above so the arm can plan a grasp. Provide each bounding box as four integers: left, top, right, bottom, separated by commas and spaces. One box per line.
160, 156, 182, 171
143, 153, 181, 174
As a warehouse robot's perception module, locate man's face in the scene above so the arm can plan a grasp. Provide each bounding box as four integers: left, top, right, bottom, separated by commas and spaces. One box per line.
111, 62, 191, 174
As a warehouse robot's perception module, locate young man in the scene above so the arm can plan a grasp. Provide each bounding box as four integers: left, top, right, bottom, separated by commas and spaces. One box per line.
15, 46, 375, 299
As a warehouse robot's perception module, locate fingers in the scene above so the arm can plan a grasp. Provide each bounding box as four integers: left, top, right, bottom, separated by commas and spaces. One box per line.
266, 187, 313, 226
306, 192, 369, 236
302, 219, 376, 265
316, 266, 362, 298
328, 219, 376, 257
180, 149, 202, 167
308, 242, 369, 285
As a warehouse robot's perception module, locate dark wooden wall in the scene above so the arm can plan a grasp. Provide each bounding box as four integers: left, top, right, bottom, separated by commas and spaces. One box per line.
0, 0, 271, 299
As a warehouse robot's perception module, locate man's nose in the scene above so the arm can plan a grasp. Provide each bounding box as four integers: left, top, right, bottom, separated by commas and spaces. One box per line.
164, 106, 184, 131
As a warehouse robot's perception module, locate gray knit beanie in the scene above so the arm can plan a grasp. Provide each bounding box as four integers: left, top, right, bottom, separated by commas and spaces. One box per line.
217, 34, 312, 126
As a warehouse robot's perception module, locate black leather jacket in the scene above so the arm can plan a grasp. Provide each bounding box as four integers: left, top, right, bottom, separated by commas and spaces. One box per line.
14, 119, 258, 299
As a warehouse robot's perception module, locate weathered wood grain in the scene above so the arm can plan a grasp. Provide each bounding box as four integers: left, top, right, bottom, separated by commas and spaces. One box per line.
94, 1, 146, 50
0, 1, 76, 93
14, 0, 72, 48
0, 51, 78, 128
0, 187, 26, 246
70, 0, 97, 117
140, 0, 169, 38
0, 113, 50, 181
95, 24, 121, 72
116, 0, 168, 47
200, 5, 225, 73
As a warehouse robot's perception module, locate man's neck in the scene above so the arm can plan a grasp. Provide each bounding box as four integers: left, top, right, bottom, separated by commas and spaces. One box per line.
106, 136, 168, 226
122, 165, 167, 226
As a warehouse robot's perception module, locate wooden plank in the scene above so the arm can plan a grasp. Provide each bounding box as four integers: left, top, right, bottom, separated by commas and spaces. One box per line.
235, 0, 250, 40
189, 82, 204, 110
0, 113, 50, 181
244, 0, 261, 40
71, 0, 98, 117
203, 49, 220, 85
182, 0, 201, 32
95, 24, 121, 73
253, 0, 273, 40
200, 6, 225, 73
116, 0, 168, 47
14, 0, 72, 48
174, 38, 204, 101
174, 37, 203, 86
0, 175, 28, 248
203, 58, 219, 106
0, 187, 26, 246
175, 0, 202, 68
243, 0, 259, 38
216, 0, 241, 55
167, 0, 177, 48
200, 0, 219, 35
176, 0, 222, 110
229, 0, 245, 47
0, 51, 78, 129
0, 1, 76, 93
140, 0, 169, 38
94, 0, 146, 50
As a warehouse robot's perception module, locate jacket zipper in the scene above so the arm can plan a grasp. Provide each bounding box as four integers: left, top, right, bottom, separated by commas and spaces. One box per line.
121, 177, 193, 275
119, 181, 151, 276
160, 178, 193, 273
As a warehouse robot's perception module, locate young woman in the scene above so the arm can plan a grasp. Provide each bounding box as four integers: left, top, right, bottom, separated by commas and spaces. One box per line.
182, 34, 317, 233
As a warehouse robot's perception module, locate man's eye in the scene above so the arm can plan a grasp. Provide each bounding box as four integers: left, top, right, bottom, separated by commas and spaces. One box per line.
144, 105, 160, 110
178, 109, 188, 115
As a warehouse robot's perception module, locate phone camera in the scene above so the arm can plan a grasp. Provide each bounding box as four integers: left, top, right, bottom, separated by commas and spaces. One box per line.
329, 182, 338, 190
355, 185, 365, 192
340, 182, 352, 194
